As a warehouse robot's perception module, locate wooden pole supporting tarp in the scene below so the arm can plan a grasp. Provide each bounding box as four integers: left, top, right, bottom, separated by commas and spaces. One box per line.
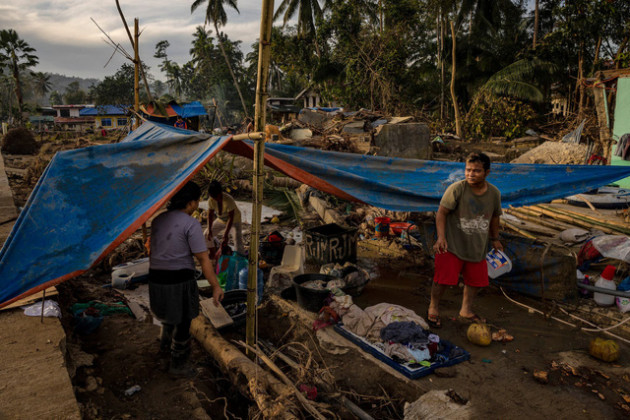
247, 0, 274, 353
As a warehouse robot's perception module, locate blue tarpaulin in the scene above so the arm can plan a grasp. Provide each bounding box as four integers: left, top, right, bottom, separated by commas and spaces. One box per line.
4, 120, 630, 307
226, 140, 630, 212
0, 122, 228, 307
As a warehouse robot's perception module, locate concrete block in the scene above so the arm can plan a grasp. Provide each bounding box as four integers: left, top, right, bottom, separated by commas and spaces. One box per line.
373, 123, 431, 160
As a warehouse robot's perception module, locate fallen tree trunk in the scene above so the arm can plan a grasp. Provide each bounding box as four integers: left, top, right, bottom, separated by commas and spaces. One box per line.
190, 315, 298, 419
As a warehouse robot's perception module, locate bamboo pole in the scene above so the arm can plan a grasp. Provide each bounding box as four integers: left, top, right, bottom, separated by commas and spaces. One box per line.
525, 205, 618, 234
133, 19, 139, 128
247, 0, 274, 354
504, 209, 564, 232
538, 204, 630, 231
449, 20, 462, 138
534, 205, 630, 235
508, 206, 577, 231
231, 132, 265, 142
500, 219, 537, 240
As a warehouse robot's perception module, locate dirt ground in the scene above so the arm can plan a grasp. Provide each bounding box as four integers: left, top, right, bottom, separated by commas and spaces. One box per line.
33, 245, 628, 419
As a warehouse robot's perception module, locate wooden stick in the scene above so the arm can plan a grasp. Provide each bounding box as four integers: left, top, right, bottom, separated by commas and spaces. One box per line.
534, 205, 630, 234
504, 209, 563, 231
508, 207, 576, 230
539, 204, 630, 231
525, 206, 617, 234
500, 219, 537, 239
575, 194, 602, 215
235, 340, 327, 420
40, 289, 46, 323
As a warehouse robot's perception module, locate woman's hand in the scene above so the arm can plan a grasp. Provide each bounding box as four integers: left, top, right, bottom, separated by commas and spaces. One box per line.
212, 284, 224, 307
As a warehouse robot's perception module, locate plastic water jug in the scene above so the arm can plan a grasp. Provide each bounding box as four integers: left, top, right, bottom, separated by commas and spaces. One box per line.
238, 266, 264, 304
594, 265, 616, 306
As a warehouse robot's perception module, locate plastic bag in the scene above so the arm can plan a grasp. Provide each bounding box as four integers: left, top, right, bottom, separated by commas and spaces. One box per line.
22, 300, 62, 318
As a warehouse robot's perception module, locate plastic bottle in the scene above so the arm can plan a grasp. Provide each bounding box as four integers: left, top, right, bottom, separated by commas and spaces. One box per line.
593, 265, 617, 306
238, 266, 264, 303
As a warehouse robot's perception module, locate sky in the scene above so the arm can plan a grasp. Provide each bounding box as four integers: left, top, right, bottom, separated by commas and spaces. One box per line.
1, 0, 270, 81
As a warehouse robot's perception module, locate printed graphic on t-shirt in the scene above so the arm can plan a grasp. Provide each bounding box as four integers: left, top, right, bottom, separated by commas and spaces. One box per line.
457, 215, 490, 235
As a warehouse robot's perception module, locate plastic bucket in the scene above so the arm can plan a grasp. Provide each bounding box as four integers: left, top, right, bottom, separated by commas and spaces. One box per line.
293, 273, 336, 312
375, 217, 391, 238
219, 290, 247, 330
486, 249, 512, 279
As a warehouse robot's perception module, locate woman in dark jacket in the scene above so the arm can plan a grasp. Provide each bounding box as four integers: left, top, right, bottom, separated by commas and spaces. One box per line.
149, 181, 223, 376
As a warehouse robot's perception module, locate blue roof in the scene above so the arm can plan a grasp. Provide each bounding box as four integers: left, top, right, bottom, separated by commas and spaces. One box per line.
80, 105, 129, 116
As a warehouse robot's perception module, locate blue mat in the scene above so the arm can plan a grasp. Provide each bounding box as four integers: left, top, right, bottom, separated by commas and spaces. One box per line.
334, 323, 470, 379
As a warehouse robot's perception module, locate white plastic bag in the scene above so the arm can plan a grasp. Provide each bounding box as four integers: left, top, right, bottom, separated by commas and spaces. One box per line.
22, 300, 62, 318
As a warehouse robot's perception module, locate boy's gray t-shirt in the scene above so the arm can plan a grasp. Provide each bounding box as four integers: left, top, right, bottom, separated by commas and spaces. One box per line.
150, 210, 207, 271
440, 180, 502, 262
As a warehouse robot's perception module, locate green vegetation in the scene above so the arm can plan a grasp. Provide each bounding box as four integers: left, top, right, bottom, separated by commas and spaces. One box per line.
3, 0, 630, 138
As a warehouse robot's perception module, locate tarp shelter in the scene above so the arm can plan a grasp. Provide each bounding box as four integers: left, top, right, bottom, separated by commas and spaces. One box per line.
4, 120, 630, 307
140, 101, 208, 131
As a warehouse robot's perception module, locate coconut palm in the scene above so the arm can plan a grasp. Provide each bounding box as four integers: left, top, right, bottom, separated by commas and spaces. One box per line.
0, 29, 39, 117
274, 0, 327, 36
191, 0, 249, 117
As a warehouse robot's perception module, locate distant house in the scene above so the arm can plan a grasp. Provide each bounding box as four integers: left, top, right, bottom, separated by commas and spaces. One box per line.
52, 104, 94, 131
294, 86, 341, 110
266, 97, 300, 123
79, 105, 130, 131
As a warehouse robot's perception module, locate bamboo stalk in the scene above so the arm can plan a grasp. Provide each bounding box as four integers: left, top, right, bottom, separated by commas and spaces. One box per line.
500, 219, 538, 239
231, 132, 265, 141
533, 205, 630, 235
501, 216, 558, 236
524, 206, 617, 234
539, 204, 630, 231
575, 194, 602, 215
509, 207, 577, 231
504, 209, 563, 232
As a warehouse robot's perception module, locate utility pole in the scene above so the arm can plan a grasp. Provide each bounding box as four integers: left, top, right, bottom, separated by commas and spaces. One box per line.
246, 0, 274, 352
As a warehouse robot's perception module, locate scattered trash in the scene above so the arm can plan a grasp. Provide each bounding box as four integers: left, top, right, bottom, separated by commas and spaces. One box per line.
533, 370, 549, 384
22, 300, 61, 318
486, 249, 512, 279
593, 265, 616, 307
491, 329, 514, 343
124, 385, 142, 396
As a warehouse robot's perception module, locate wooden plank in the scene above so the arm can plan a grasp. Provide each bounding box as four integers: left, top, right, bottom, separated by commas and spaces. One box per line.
200, 298, 234, 329
0, 287, 58, 311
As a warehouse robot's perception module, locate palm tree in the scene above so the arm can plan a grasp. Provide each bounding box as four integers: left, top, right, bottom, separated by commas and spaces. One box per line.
31, 71, 52, 99
191, 0, 249, 117
0, 29, 39, 117
274, 0, 325, 36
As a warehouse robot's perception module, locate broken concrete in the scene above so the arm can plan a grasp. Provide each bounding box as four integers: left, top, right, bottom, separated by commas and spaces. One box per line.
373, 123, 431, 159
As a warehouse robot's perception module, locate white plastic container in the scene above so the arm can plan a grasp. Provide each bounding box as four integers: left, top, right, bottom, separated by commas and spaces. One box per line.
593, 265, 616, 306
111, 257, 150, 289
486, 249, 512, 279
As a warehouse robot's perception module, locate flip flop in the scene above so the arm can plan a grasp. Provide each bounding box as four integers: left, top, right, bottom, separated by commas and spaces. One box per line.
426, 312, 442, 329
457, 314, 486, 324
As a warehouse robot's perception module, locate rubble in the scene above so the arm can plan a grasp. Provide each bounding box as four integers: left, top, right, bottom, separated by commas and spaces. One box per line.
511, 141, 588, 164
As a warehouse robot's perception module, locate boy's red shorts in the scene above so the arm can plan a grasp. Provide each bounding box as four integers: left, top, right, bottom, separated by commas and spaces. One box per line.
434, 251, 488, 287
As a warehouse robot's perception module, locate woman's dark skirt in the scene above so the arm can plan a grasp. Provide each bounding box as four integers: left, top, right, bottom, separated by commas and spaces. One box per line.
149, 268, 199, 325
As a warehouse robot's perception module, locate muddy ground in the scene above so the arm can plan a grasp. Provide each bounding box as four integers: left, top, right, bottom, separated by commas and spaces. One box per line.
42, 244, 630, 419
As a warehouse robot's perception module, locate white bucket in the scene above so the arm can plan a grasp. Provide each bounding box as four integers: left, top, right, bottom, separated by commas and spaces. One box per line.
111, 257, 150, 289
486, 249, 512, 279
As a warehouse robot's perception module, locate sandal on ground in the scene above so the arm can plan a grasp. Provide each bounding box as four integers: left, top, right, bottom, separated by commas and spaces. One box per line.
457, 313, 486, 324
426, 312, 442, 329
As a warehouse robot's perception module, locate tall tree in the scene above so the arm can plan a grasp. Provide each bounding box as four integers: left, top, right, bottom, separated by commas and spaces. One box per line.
191, 0, 249, 117
0, 29, 39, 118
31, 71, 51, 98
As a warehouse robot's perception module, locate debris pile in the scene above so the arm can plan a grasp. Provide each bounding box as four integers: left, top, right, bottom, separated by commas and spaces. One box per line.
511, 141, 588, 164
1, 128, 39, 155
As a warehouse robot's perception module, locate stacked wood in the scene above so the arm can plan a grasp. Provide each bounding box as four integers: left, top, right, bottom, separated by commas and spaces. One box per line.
501, 202, 630, 242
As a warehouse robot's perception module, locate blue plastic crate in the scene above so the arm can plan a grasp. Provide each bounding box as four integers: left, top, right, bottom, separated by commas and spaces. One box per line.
334, 323, 470, 379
